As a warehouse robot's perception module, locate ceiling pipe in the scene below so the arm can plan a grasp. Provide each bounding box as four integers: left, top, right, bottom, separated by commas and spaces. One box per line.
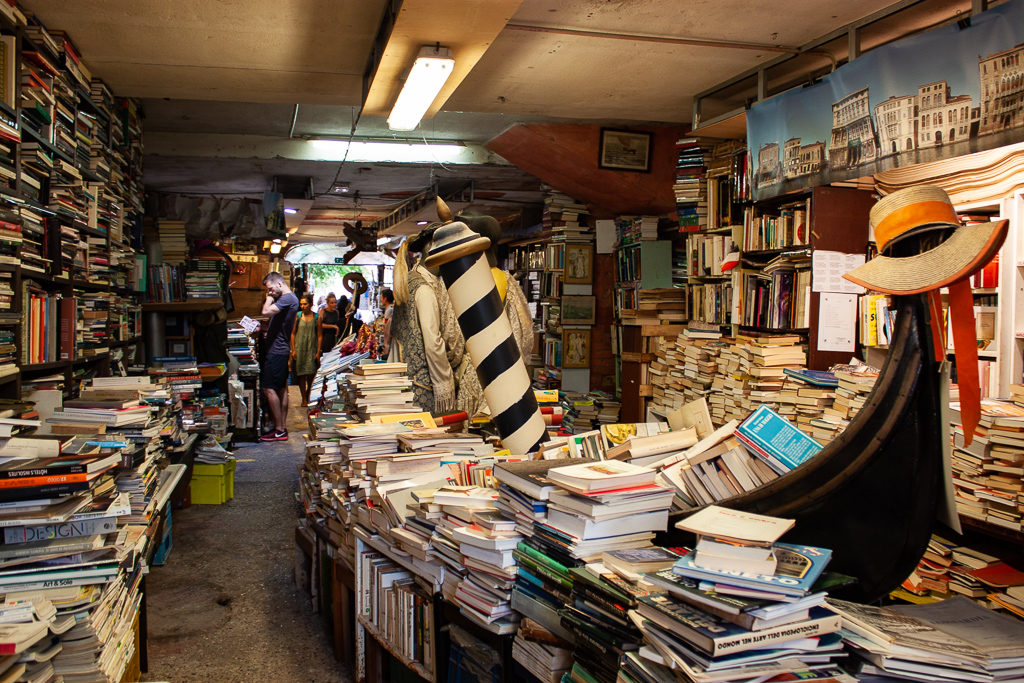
505, 23, 819, 56
289, 104, 299, 138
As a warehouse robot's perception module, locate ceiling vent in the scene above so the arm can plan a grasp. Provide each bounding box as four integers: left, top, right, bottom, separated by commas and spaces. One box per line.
272, 175, 315, 199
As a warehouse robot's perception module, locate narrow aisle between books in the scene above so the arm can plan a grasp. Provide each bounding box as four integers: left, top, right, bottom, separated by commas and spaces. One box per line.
143, 387, 351, 683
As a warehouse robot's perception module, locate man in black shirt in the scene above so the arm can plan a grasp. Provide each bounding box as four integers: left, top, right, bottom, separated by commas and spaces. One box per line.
260, 272, 298, 441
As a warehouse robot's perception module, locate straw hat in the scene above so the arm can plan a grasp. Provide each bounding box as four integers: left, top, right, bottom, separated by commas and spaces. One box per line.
843, 185, 1007, 295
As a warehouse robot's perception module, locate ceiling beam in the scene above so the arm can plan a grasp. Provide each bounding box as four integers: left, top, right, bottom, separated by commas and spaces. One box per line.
360, 0, 523, 118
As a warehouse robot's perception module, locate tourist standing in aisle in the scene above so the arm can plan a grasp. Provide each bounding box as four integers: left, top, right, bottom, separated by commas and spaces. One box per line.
291, 293, 319, 407
379, 287, 394, 357
260, 272, 298, 441
317, 292, 341, 358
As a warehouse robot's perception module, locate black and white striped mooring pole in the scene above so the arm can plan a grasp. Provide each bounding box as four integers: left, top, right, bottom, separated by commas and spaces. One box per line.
424, 221, 548, 454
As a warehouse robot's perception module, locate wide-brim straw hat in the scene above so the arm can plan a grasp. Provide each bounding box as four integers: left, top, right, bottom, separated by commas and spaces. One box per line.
844, 185, 1007, 295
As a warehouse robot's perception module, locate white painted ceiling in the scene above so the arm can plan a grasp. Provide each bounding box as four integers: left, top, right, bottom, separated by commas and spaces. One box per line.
20, 0, 981, 244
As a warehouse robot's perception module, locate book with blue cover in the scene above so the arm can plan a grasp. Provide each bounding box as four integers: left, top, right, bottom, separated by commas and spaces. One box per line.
670, 541, 833, 597
782, 368, 839, 387
735, 404, 823, 473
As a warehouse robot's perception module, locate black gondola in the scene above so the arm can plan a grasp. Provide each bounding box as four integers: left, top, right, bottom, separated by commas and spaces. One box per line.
666, 294, 946, 603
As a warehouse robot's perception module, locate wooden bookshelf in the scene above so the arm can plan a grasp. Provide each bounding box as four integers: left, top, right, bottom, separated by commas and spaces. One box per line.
737, 185, 873, 370
959, 515, 1024, 546
356, 615, 435, 683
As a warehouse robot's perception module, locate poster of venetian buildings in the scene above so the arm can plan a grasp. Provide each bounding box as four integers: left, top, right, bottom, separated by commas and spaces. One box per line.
747, 0, 1024, 199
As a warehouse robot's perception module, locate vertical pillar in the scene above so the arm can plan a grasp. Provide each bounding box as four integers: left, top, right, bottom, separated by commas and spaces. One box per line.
425, 222, 548, 454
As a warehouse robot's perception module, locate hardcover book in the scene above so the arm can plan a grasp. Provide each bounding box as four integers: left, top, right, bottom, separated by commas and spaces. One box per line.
637, 594, 841, 657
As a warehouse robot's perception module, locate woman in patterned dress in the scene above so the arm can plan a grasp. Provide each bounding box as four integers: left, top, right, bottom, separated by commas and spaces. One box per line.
290, 293, 318, 407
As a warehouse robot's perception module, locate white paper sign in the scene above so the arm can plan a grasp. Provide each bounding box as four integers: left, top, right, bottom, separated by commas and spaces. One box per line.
817, 293, 858, 352
812, 250, 866, 293
595, 219, 617, 254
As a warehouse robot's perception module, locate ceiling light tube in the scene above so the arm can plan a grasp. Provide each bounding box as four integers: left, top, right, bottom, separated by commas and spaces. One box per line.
387, 46, 455, 131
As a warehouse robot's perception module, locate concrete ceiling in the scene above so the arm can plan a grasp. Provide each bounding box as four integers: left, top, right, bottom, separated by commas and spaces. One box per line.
20, 0, 982, 245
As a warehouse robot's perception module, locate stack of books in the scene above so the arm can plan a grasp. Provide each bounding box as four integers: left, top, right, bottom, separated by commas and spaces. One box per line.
17, 206, 49, 274
537, 460, 673, 562
830, 367, 879, 420
344, 362, 418, 418
226, 324, 259, 374
449, 493, 522, 633
157, 220, 188, 265
48, 398, 152, 434
633, 506, 843, 681
75, 290, 110, 357
650, 332, 724, 415
0, 422, 169, 683
829, 595, 1024, 680
674, 138, 709, 231
619, 288, 688, 326
184, 259, 226, 300
781, 368, 843, 441
560, 559, 646, 683
895, 533, 1019, 602
559, 392, 594, 434
542, 188, 590, 241
659, 426, 781, 508
951, 398, 1024, 531
86, 235, 111, 284
148, 356, 202, 400
512, 620, 573, 683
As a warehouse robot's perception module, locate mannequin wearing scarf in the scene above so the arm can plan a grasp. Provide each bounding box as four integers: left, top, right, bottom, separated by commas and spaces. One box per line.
389, 232, 464, 413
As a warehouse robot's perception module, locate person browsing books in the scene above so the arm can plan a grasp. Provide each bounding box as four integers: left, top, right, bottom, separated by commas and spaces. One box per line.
260, 272, 298, 442
379, 287, 394, 357
291, 293, 318, 408
317, 292, 341, 357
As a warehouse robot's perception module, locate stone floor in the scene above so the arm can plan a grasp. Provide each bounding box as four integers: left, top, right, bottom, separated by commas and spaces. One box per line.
143, 387, 352, 683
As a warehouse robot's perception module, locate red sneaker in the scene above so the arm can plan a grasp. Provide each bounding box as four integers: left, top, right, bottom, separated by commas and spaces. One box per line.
261, 430, 288, 442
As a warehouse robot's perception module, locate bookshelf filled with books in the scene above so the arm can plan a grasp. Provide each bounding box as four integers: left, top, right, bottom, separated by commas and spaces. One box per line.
0, 10, 148, 403
676, 138, 747, 331
737, 186, 873, 370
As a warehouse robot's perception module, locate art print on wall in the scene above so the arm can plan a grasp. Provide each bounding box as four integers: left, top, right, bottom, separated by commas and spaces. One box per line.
561, 295, 596, 325
599, 128, 652, 172
563, 244, 594, 284
563, 328, 591, 368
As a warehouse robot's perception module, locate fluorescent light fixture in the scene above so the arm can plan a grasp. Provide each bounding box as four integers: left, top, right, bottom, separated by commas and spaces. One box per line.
307, 139, 490, 164
330, 182, 350, 194
416, 220, 429, 225
283, 207, 298, 215
387, 46, 455, 131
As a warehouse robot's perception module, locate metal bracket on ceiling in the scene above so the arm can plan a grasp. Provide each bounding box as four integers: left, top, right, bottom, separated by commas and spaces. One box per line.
368, 180, 476, 235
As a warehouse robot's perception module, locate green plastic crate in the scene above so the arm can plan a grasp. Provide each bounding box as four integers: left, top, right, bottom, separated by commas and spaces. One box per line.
190, 461, 236, 504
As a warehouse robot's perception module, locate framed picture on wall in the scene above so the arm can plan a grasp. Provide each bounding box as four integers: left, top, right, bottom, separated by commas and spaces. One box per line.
598, 128, 652, 172
562, 328, 591, 368
563, 244, 594, 284
561, 295, 596, 325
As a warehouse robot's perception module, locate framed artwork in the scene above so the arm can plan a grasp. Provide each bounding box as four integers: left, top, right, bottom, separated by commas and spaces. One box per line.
562, 328, 591, 368
599, 128, 652, 172
563, 244, 594, 284
561, 295, 596, 325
